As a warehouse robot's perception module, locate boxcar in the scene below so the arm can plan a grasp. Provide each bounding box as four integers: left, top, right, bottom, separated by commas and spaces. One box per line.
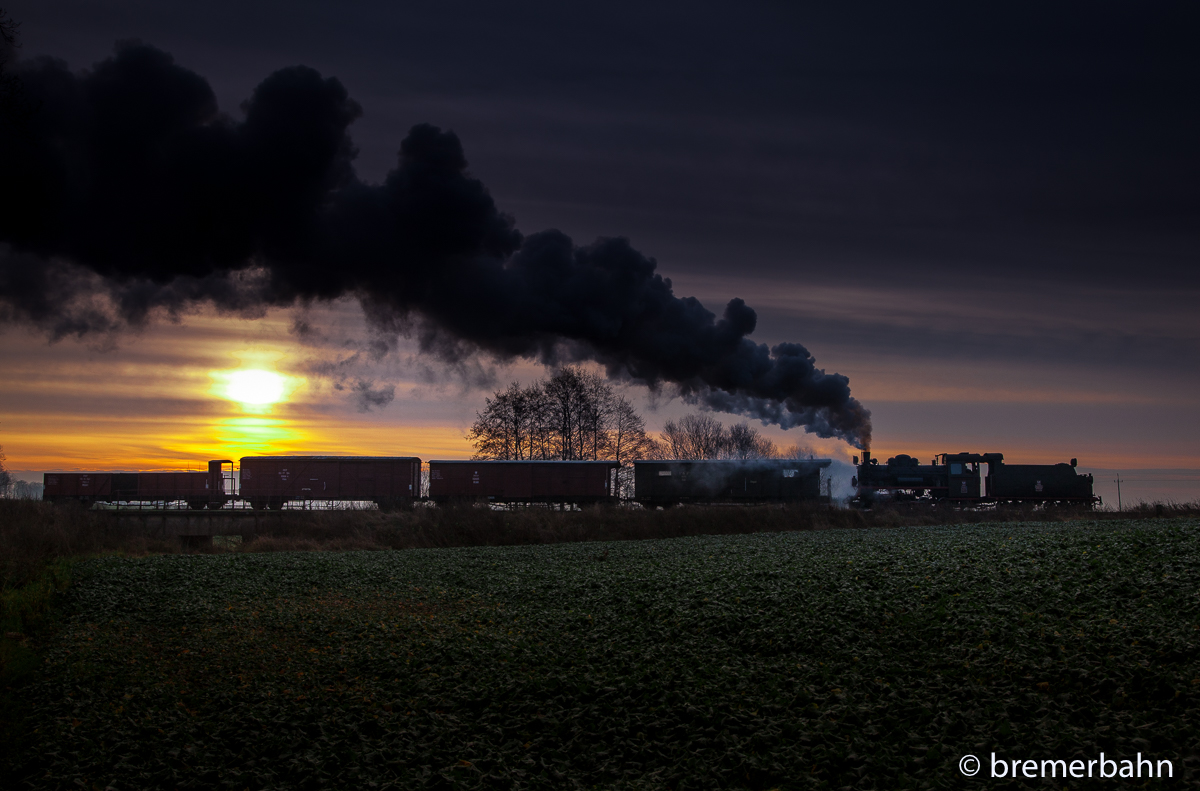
634, 459, 832, 507
43, 472, 117, 504
239, 456, 422, 510
136, 472, 212, 509
42, 471, 211, 507
428, 460, 621, 504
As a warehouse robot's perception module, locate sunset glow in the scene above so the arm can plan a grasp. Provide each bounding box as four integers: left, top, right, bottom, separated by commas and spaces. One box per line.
219, 369, 288, 407
209, 366, 308, 416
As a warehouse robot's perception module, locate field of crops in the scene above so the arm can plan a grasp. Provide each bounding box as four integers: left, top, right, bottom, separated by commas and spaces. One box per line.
8, 519, 1200, 789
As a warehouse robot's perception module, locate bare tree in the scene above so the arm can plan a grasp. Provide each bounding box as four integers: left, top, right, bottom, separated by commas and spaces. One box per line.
779, 443, 818, 460
580, 373, 615, 461
0, 8, 17, 74
468, 367, 655, 468
660, 413, 728, 460
606, 396, 658, 498
605, 396, 653, 463
467, 381, 549, 460
656, 414, 780, 460
0, 7, 28, 122
543, 368, 575, 458
0, 443, 11, 498
726, 422, 778, 460
11, 479, 41, 499
467, 384, 515, 460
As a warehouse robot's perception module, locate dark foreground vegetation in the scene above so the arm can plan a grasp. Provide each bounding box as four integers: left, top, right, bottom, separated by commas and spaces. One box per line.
2, 503, 1199, 789
5, 498, 1198, 591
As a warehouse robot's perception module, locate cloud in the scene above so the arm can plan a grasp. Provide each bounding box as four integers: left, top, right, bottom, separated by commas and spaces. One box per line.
0, 42, 870, 447
350, 379, 395, 412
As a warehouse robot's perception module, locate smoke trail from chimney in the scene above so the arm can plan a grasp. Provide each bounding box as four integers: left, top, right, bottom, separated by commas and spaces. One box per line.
0, 42, 871, 448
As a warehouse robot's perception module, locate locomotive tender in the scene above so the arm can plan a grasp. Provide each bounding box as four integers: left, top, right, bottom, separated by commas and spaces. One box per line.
852, 450, 1097, 505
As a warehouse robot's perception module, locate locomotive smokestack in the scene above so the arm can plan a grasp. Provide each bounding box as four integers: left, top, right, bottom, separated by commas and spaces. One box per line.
0, 43, 872, 447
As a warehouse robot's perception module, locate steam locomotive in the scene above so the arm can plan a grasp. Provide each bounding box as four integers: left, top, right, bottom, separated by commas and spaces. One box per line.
852, 450, 1098, 505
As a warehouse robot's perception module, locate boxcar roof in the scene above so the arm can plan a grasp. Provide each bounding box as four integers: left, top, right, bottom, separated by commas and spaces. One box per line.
239, 456, 422, 462
634, 458, 833, 468
429, 459, 620, 465
43, 469, 206, 474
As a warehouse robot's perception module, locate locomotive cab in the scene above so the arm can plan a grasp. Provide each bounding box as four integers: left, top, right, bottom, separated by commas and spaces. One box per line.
939, 452, 1003, 500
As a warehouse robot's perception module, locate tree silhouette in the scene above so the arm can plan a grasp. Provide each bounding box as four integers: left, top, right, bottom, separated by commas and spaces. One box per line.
468, 367, 655, 464
0, 443, 11, 498
659, 414, 779, 460
0, 7, 24, 120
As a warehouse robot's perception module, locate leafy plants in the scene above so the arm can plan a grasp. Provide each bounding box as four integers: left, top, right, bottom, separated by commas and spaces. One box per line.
8, 519, 1200, 789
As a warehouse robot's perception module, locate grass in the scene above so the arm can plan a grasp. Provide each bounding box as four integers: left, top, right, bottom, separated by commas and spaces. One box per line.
4, 517, 1199, 789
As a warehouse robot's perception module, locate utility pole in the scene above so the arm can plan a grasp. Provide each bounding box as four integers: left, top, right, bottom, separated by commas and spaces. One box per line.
1114, 473, 1122, 511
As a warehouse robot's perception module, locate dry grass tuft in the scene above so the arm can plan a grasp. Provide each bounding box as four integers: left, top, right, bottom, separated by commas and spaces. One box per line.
0, 500, 182, 589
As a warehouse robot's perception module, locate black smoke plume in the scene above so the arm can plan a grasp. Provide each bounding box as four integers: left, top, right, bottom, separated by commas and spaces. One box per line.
0, 42, 871, 448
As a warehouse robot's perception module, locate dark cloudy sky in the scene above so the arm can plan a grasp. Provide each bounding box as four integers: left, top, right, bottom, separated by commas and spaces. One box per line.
2, 0, 1197, 502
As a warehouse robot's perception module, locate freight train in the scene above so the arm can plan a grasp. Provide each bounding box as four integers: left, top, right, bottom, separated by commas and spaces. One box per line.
40, 449, 1096, 509
852, 451, 1098, 505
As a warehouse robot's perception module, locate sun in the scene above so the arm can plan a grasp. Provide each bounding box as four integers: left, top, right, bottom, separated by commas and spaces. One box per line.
221, 369, 287, 407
